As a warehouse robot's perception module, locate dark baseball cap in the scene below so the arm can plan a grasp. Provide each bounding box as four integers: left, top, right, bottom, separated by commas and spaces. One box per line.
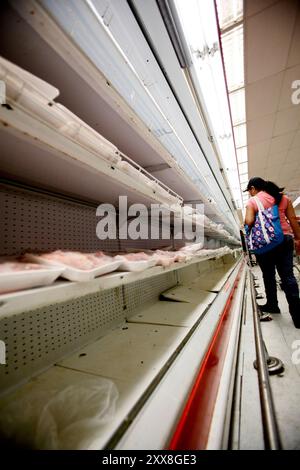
243, 177, 266, 192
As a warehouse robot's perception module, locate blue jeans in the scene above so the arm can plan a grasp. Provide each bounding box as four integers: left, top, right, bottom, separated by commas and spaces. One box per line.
256, 235, 300, 326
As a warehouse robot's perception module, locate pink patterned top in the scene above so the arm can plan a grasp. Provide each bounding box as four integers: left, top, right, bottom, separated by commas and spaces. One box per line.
247, 191, 293, 236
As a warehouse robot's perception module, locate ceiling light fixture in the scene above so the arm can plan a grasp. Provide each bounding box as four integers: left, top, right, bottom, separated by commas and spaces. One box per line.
174, 0, 243, 210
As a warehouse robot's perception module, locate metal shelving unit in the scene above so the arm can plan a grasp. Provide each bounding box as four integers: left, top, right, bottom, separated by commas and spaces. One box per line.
0, 254, 244, 450
0, 0, 244, 451
5, 0, 240, 234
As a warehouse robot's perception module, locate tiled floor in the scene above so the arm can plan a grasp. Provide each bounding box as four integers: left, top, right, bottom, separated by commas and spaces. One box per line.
252, 264, 300, 449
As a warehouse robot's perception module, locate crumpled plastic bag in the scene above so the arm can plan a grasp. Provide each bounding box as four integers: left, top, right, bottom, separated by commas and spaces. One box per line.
0, 377, 119, 449
179, 242, 204, 253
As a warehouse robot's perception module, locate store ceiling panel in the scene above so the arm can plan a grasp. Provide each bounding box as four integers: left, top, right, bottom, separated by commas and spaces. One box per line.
245, 0, 297, 83
244, 0, 300, 202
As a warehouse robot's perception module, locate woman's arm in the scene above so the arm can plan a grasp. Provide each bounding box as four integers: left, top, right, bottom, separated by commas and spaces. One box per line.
286, 200, 300, 239
244, 205, 256, 227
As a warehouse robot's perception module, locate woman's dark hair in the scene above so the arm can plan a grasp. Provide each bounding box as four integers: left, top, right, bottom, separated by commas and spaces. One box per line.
246, 177, 284, 205
264, 180, 284, 205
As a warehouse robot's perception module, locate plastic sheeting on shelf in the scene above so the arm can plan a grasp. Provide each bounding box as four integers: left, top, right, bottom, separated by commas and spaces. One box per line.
0, 377, 119, 450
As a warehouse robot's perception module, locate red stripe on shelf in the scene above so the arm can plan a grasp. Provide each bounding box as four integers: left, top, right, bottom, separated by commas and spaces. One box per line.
168, 263, 244, 450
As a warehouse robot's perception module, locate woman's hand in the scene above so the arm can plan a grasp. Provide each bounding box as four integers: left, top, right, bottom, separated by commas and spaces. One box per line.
286, 201, 300, 240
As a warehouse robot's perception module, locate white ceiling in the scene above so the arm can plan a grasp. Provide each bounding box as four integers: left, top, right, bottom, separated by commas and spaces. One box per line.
244, 0, 300, 200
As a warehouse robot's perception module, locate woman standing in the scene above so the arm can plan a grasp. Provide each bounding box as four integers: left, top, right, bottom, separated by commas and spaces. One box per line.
244, 177, 300, 329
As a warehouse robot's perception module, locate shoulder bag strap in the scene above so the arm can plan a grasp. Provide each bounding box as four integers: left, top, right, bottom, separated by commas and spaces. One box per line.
253, 196, 270, 244
253, 195, 265, 211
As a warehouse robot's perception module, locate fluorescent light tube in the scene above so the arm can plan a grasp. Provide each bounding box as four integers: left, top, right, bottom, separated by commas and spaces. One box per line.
233, 124, 247, 148
217, 0, 243, 30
